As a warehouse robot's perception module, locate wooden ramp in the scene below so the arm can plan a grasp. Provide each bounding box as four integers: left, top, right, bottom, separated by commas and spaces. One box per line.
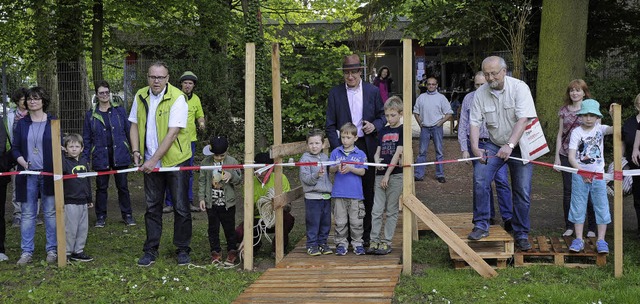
233, 219, 404, 303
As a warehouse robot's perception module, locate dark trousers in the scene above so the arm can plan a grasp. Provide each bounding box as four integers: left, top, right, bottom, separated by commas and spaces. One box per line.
0, 176, 10, 253
206, 205, 237, 253
95, 166, 132, 220
235, 211, 295, 252
142, 160, 192, 254
305, 198, 332, 248
560, 155, 596, 232
356, 137, 374, 244
629, 161, 640, 231
165, 142, 196, 206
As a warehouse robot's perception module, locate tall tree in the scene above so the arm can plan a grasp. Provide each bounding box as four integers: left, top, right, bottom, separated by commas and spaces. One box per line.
91, 0, 104, 87
536, 0, 589, 145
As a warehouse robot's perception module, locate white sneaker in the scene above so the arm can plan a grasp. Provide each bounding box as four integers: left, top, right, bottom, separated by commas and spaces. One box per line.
586, 231, 596, 238
46, 251, 58, 263
0, 253, 8, 261
562, 229, 574, 237
17, 253, 33, 266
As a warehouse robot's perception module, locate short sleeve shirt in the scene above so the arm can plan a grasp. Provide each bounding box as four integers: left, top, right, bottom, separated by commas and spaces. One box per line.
470, 76, 537, 145
557, 105, 582, 156
377, 124, 403, 175
568, 124, 610, 173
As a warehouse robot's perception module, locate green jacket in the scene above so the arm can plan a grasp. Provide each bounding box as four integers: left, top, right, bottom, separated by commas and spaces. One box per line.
134, 84, 191, 167
198, 155, 242, 209
187, 93, 204, 142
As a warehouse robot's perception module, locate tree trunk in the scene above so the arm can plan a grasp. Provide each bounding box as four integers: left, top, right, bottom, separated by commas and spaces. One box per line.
91, 0, 104, 87
536, 0, 589, 148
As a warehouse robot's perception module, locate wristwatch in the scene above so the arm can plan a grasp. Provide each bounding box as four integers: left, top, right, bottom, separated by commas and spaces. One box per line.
506, 142, 515, 149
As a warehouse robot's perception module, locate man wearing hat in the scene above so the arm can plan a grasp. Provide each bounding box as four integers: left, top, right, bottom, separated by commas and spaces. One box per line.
468, 56, 537, 251
325, 54, 385, 246
129, 61, 193, 266
163, 71, 206, 213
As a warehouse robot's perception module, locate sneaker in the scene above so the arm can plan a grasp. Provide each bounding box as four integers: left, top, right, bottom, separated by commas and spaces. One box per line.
354, 246, 366, 255
562, 229, 574, 237
366, 242, 379, 254
225, 250, 238, 266
11, 217, 20, 228
211, 251, 222, 264
177, 251, 190, 266
0, 253, 8, 262
586, 231, 596, 238
335, 245, 347, 256
162, 205, 173, 213
319, 244, 333, 255
503, 219, 513, 233
16, 253, 32, 266
137, 251, 157, 267
46, 250, 57, 263
36, 218, 44, 226
437, 177, 446, 183
70, 252, 93, 262
596, 240, 609, 254
95, 217, 106, 228
467, 227, 489, 240
414, 176, 424, 182
516, 238, 532, 251
569, 238, 584, 253
123, 214, 136, 226
307, 246, 321, 256
375, 243, 392, 255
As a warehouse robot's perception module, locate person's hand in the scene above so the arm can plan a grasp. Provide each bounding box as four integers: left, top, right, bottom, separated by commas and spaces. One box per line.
317, 166, 325, 178
633, 149, 640, 166
140, 160, 156, 174
582, 175, 593, 184
380, 175, 390, 189
362, 120, 375, 134
88, 202, 94, 208
198, 122, 206, 130
221, 170, 231, 182
554, 155, 561, 171
199, 200, 206, 212
462, 151, 470, 164
471, 147, 487, 164
496, 145, 513, 160
132, 151, 142, 166
339, 163, 351, 174
609, 103, 619, 115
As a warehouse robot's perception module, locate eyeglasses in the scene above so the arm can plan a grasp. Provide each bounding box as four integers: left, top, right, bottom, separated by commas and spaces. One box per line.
483, 69, 504, 79
343, 70, 361, 76
97, 91, 110, 96
148, 75, 168, 81
426, 83, 437, 86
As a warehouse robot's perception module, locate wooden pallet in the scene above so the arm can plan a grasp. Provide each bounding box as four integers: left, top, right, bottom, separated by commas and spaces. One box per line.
418, 212, 474, 231
447, 225, 514, 269
513, 236, 607, 268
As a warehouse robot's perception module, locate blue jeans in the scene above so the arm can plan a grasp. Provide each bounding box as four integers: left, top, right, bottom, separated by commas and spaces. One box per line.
95, 166, 132, 220
560, 155, 596, 231
165, 142, 196, 206
415, 125, 444, 179
473, 142, 532, 239
305, 198, 332, 248
21, 175, 56, 254
143, 160, 192, 253
569, 176, 611, 225
471, 142, 512, 221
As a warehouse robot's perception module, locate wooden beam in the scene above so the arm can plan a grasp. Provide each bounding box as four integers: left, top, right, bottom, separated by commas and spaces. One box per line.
272, 43, 285, 264
51, 120, 67, 267
270, 139, 330, 160
401, 38, 414, 275
273, 186, 303, 208
243, 42, 256, 271
403, 194, 498, 278
612, 103, 623, 277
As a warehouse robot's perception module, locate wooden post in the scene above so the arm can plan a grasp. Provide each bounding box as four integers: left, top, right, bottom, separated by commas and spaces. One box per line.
243, 42, 256, 271
612, 103, 623, 277
401, 38, 414, 275
51, 120, 66, 267
272, 43, 285, 264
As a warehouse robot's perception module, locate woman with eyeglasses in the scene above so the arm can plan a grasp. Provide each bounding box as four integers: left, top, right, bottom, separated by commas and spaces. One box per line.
554, 79, 597, 238
83, 81, 135, 228
12, 87, 58, 266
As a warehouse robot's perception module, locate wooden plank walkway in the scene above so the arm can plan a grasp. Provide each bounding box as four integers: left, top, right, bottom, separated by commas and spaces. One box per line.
233, 218, 404, 303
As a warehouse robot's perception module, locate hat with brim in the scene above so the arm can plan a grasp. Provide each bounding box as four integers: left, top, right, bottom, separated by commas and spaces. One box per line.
337, 54, 365, 70
577, 99, 603, 118
203, 136, 228, 156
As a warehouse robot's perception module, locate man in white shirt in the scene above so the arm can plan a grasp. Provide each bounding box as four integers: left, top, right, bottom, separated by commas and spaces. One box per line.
129, 62, 193, 266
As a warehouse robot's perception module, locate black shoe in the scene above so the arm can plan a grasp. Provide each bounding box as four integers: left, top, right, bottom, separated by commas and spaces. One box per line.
177, 251, 190, 266
467, 228, 489, 240
414, 176, 424, 181
137, 251, 157, 267
70, 251, 94, 262
123, 214, 136, 226
95, 217, 106, 228
503, 219, 513, 233
437, 177, 446, 183
516, 238, 532, 251
489, 218, 496, 225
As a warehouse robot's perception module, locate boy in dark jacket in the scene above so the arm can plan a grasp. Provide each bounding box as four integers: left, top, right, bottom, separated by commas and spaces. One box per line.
63, 134, 93, 262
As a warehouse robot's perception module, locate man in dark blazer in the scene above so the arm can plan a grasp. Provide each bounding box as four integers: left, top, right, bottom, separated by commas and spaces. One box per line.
325, 54, 386, 247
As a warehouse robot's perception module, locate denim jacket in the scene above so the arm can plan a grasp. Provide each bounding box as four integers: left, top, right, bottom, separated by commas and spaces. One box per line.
82, 98, 132, 170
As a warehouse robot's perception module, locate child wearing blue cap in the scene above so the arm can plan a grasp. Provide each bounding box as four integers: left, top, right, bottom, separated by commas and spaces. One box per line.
567, 99, 617, 253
